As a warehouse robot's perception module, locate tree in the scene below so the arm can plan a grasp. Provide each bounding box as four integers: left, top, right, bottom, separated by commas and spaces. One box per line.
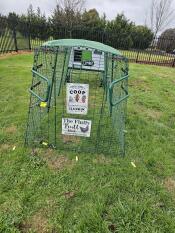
17, 14, 29, 37
131, 25, 154, 49
0, 14, 8, 34
82, 9, 106, 29
106, 14, 134, 49
51, 0, 85, 38
25, 4, 50, 40
27, 4, 35, 20
7, 12, 19, 30
157, 28, 175, 52
147, 0, 175, 36
76, 9, 106, 41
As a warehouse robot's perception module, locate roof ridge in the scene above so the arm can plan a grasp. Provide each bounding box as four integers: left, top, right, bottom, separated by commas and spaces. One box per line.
42, 39, 122, 56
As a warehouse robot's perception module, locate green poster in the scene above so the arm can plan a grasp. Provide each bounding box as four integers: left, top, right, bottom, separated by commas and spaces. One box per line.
82, 50, 92, 62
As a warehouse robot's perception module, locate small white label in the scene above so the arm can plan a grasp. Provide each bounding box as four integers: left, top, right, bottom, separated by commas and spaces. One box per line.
62, 118, 91, 137
66, 83, 89, 115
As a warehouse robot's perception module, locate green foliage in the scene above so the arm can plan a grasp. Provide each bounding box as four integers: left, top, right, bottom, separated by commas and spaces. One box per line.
50, 3, 82, 38
0, 5, 154, 50
26, 5, 50, 40
1, 54, 175, 232
105, 16, 153, 50
0, 14, 7, 30
157, 29, 175, 52
7, 12, 19, 30
105, 14, 134, 49
131, 25, 154, 49
6, 5, 50, 40
82, 9, 106, 30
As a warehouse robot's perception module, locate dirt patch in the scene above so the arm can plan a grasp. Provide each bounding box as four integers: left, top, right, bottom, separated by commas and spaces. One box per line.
41, 149, 74, 170
5, 125, 17, 134
18, 211, 51, 233
130, 79, 147, 85
146, 109, 162, 120
47, 156, 70, 170
45, 198, 58, 209
0, 51, 32, 60
134, 60, 173, 67
108, 223, 117, 232
0, 144, 11, 151
93, 155, 112, 164
134, 104, 162, 120
62, 135, 80, 144
164, 177, 175, 192
130, 79, 151, 91
64, 191, 75, 199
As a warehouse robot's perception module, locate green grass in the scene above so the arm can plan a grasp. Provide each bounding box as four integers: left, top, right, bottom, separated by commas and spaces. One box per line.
0, 30, 30, 52
121, 49, 175, 63
1, 53, 175, 232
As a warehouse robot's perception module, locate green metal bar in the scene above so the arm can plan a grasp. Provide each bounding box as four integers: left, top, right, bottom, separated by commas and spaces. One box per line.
112, 95, 129, 106
54, 60, 57, 148
32, 69, 50, 83
58, 48, 68, 95
111, 55, 114, 82
104, 53, 108, 100
47, 48, 59, 109
109, 75, 129, 107
29, 69, 51, 102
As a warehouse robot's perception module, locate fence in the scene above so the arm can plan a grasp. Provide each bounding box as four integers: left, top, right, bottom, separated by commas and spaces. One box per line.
0, 25, 175, 67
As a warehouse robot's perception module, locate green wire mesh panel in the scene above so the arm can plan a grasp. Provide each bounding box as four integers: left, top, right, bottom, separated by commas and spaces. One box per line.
25, 39, 129, 155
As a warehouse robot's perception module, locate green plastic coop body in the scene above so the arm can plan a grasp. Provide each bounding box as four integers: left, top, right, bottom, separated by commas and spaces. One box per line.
25, 39, 129, 155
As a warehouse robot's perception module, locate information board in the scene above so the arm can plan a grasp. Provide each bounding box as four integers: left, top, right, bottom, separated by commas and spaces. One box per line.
66, 83, 89, 115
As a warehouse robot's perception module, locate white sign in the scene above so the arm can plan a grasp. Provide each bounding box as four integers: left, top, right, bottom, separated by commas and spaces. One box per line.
66, 83, 89, 115
62, 118, 92, 137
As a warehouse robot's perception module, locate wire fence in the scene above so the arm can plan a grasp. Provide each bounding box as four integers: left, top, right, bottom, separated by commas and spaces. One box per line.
0, 25, 175, 67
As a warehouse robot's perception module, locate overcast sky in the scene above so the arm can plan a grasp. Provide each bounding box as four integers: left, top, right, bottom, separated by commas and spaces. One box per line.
1, 0, 175, 28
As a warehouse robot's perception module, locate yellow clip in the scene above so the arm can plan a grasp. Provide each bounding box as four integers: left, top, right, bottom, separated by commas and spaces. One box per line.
40, 102, 47, 108
42, 141, 48, 146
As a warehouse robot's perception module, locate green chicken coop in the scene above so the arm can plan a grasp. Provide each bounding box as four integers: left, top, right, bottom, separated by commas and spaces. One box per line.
25, 39, 129, 155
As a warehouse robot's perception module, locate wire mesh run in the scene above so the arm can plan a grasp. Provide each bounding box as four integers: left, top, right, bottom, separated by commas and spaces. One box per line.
25, 41, 129, 155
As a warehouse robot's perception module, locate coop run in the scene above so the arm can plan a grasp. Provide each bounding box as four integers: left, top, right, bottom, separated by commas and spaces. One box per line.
25, 39, 129, 155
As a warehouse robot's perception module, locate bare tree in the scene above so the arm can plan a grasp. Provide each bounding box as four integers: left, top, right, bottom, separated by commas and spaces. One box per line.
55, 0, 85, 28
147, 0, 174, 36
57, 0, 85, 13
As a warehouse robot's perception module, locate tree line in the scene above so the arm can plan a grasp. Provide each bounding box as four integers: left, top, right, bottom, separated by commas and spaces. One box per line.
0, 0, 174, 51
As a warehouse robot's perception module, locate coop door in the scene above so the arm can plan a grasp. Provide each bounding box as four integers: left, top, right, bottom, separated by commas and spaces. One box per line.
56, 63, 109, 154
25, 48, 58, 147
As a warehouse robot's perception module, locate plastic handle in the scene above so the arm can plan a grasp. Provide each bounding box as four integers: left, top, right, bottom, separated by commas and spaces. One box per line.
109, 75, 129, 106
29, 69, 51, 102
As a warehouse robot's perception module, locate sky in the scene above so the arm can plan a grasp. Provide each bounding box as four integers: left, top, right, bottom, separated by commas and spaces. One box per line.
0, 0, 175, 28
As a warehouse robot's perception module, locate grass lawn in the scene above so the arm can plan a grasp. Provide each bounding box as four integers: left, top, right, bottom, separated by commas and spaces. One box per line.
121, 50, 175, 64
1, 53, 175, 232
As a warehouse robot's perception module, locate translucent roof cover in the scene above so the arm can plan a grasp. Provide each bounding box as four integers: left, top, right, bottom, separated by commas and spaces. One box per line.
42, 39, 122, 56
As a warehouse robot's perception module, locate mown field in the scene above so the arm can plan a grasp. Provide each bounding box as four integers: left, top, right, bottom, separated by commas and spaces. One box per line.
0, 53, 175, 232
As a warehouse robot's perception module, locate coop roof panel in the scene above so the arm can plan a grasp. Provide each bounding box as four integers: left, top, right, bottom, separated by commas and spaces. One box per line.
42, 39, 122, 56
